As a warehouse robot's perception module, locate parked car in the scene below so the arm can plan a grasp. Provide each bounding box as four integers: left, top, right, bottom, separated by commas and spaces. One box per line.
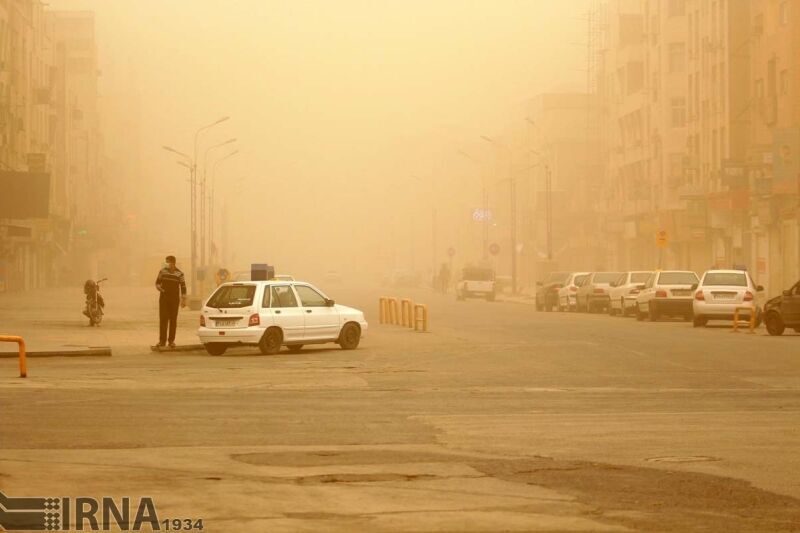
197, 280, 367, 355
692, 269, 764, 327
456, 266, 496, 301
557, 272, 590, 311
635, 270, 699, 321
762, 280, 800, 336
535, 271, 570, 311
576, 272, 622, 312
608, 271, 653, 316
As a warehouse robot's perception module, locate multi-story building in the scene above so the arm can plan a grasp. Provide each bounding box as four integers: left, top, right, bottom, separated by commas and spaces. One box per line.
746, 0, 800, 294
0, 2, 107, 291
526, 93, 602, 280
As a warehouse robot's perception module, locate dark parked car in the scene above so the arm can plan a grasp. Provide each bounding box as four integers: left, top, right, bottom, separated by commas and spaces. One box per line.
535, 271, 570, 311
763, 280, 800, 336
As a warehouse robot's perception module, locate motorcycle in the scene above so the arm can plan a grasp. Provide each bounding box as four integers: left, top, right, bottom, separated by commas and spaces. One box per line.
83, 278, 107, 326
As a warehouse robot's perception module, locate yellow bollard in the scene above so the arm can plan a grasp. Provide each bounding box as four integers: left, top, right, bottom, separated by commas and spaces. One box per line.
732, 306, 756, 334
413, 304, 429, 332
0, 335, 27, 378
379, 297, 389, 324
401, 298, 414, 328
388, 298, 400, 325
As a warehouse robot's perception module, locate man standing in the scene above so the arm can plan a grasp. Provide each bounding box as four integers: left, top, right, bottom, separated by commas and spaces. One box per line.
154, 255, 187, 349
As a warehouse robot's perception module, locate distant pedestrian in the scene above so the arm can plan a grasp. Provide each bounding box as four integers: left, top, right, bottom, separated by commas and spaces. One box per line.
154, 255, 186, 349
439, 263, 451, 294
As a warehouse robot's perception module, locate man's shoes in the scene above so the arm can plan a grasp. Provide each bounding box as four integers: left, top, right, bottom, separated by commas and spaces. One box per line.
168, 342, 176, 349
152, 343, 166, 350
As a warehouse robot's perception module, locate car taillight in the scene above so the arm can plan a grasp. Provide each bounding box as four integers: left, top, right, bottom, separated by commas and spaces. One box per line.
593, 288, 604, 294
655, 289, 667, 298
248, 313, 260, 326
743, 291, 754, 301
569, 286, 578, 292
695, 291, 705, 301
200, 315, 206, 326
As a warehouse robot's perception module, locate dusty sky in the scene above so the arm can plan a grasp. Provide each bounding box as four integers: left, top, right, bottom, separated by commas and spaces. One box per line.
50, 0, 589, 279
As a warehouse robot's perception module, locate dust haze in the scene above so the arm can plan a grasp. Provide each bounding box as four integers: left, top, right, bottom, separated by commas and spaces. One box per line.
45, 0, 588, 284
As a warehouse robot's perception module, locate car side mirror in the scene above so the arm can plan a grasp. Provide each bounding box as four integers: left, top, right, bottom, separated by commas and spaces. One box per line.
756, 285, 764, 292
690, 283, 698, 291
325, 298, 335, 307
783, 289, 792, 296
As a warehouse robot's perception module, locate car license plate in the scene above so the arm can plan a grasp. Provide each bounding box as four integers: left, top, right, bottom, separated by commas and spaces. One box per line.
713, 292, 736, 300
671, 289, 690, 296
215, 319, 237, 327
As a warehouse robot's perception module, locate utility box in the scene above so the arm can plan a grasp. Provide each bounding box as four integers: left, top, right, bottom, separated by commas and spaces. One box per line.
251, 263, 275, 281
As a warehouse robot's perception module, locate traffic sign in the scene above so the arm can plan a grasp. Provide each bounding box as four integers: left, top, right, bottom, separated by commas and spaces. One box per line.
489, 243, 500, 256
655, 230, 669, 248
447, 247, 456, 258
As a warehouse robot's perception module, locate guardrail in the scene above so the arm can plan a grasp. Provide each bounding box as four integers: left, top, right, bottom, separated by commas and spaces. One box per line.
0, 335, 27, 377
379, 297, 428, 332
731, 306, 756, 334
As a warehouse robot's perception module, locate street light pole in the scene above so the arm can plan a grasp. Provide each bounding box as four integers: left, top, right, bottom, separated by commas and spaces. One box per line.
481, 135, 517, 293
201, 138, 236, 272
209, 150, 239, 265
190, 116, 229, 298
546, 164, 553, 261
457, 150, 488, 260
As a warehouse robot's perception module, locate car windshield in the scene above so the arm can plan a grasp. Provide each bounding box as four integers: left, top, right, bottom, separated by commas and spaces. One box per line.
703, 272, 747, 287
658, 272, 698, 285
207, 284, 256, 308
594, 272, 622, 283
574, 274, 589, 285
463, 268, 493, 281
630, 272, 651, 283
545, 272, 570, 283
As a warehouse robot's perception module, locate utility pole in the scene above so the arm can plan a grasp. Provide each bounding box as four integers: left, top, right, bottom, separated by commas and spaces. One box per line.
546, 164, 553, 261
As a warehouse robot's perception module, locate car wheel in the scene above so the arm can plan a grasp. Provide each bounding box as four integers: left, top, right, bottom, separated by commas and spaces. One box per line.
339, 322, 361, 350
636, 303, 644, 321
692, 315, 707, 328
205, 343, 227, 356
648, 305, 659, 322
765, 312, 785, 336
287, 344, 303, 353
259, 327, 283, 355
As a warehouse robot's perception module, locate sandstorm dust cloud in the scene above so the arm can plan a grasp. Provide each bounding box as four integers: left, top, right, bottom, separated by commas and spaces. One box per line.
30, 0, 588, 289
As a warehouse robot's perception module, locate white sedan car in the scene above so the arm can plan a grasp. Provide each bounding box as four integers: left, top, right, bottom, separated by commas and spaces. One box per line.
608, 271, 652, 316
197, 280, 367, 355
635, 270, 699, 321
692, 269, 765, 327
557, 272, 589, 311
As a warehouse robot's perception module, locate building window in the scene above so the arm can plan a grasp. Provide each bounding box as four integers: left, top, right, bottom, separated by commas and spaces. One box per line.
780, 69, 789, 95
780, 2, 789, 25
668, 43, 686, 73
671, 97, 687, 127
668, 0, 686, 17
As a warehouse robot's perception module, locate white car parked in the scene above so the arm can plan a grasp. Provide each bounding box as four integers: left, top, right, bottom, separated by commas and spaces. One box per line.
608, 271, 653, 316
557, 272, 589, 311
197, 281, 367, 355
692, 269, 764, 327
635, 270, 699, 321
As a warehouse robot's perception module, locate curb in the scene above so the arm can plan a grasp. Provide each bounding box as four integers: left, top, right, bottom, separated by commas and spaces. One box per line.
153, 344, 205, 353
0, 346, 112, 358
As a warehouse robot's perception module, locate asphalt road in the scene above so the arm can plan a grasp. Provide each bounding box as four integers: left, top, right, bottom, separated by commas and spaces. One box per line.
1, 284, 799, 532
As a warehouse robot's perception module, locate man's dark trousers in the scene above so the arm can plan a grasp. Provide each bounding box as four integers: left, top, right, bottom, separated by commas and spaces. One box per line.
159, 294, 180, 345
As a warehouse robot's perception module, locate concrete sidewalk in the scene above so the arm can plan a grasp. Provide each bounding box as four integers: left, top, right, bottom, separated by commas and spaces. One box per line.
0, 285, 203, 356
